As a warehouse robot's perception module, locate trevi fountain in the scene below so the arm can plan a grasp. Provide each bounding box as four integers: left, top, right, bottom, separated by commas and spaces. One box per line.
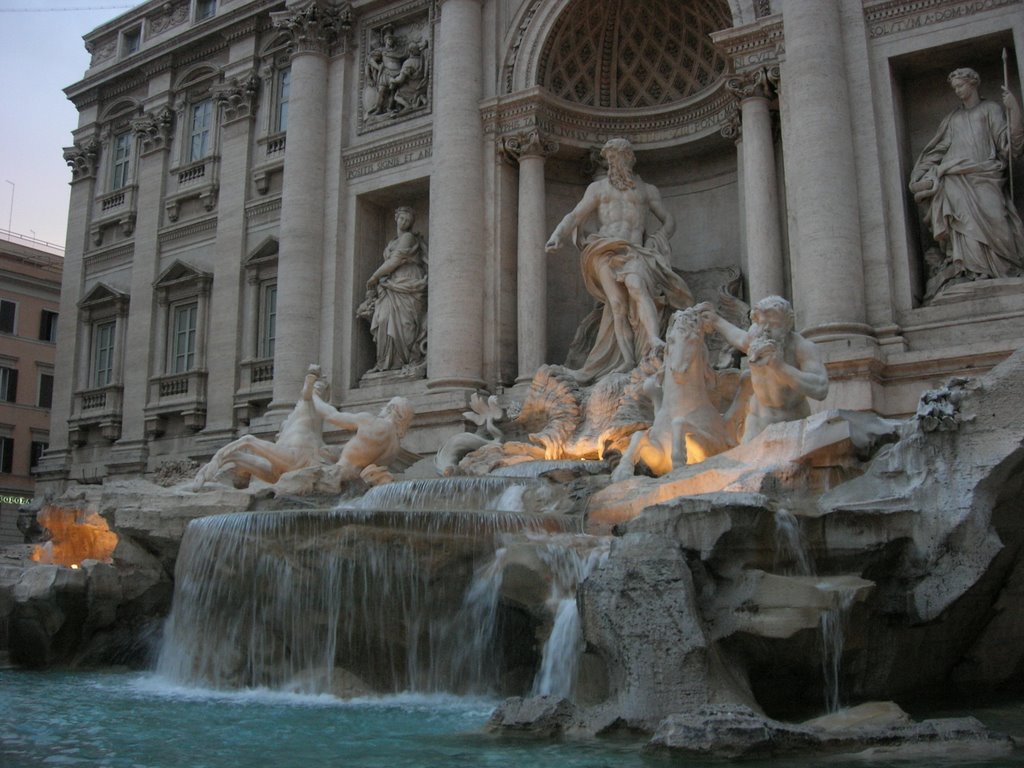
3, 0, 1024, 765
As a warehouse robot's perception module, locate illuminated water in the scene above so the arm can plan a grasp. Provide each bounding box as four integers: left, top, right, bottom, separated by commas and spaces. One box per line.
2, 670, 1024, 767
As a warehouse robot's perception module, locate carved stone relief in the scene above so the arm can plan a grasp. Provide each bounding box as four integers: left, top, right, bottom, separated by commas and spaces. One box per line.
358, 3, 433, 133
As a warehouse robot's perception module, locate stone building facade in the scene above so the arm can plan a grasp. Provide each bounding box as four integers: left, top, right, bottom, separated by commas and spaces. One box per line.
0, 240, 62, 541
42, 0, 1024, 484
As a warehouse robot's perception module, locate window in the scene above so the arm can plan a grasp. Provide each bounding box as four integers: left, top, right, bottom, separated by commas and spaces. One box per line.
277, 69, 290, 133
122, 26, 141, 56
111, 132, 133, 190
171, 303, 198, 373
37, 373, 53, 409
259, 283, 277, 358
30, 440, 48, 470
39, 310, 58, 343
196, 0, 216, 20
0, 300, 15, 334
0, 436, 12, 474
189, 99, 213, 162
0, 367, 17, 403
93, 321, 116, 387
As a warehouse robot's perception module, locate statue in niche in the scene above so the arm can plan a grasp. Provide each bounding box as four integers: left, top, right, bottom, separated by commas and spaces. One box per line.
192, 365, 330, 490
357, 206, 428, 374
698, 296, 829, 443
610, 307, 733, 482
909, 67, 1024, 300
311, 391, 415, 485
364, 24, 430, 119
546, 137, 693, 383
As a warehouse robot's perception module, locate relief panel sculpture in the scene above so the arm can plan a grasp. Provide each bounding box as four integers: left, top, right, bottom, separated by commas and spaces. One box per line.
359, 6, 432, 132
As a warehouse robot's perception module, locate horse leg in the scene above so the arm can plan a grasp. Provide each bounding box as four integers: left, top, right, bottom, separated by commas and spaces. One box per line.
610, 430, 647, 482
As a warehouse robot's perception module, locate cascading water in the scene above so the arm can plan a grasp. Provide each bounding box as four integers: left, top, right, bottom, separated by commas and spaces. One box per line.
347, 476, 548, 513
773, 508, 852, 713
819, 585, 857, 714
529, 534, 611, 698
157, 495, 581, 696
774, 507, 814, 577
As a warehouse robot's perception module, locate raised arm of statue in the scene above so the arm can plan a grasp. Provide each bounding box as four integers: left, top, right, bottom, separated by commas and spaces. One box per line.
312, 391, 367, 432
697, 302, 750, 353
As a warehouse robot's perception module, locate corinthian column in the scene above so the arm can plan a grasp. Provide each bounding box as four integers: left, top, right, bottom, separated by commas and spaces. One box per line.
781, 0, 870, 338
268, 1, 351, 410
427, 0, 485, 389
727, 68, 785, 303
501, 130, 559, 381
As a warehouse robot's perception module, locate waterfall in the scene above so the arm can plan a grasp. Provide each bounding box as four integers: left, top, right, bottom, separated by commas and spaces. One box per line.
157, 507, 579, 695
530, 535, 611, 699
819, 585, 856, 714
347, 477, 547, 513
773, 508, 853, 714
774, 507, 814, 577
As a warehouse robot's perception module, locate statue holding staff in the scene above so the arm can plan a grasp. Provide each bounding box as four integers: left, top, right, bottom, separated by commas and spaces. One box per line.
909, 66, 1024, 297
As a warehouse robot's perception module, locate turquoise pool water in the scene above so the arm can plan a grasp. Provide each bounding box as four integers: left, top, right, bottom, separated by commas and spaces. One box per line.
2, 669, 1023, 768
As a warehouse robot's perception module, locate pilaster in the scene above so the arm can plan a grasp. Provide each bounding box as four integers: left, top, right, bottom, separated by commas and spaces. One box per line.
201, 70, 260, 442
41, 139, 100, 478
110, 103, 174, 472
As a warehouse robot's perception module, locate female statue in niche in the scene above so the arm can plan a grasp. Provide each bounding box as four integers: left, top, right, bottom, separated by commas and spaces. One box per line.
357, 206, 428, 373
910, 67, 1024, 300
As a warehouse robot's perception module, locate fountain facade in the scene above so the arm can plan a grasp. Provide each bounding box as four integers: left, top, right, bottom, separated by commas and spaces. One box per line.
3, 0, 1024, 762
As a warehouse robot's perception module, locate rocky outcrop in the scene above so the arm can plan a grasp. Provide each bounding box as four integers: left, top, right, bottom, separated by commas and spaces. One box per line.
0, 478, 255, 668
564, 348, 1024, 728
646, 703, 1017, 761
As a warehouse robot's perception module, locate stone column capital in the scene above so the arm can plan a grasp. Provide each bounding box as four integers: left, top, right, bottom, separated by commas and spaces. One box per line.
720, 104, 742, 143
130, 106, 175, 154
499, 129, 558, 165
63, 138, 100, 181
213, 72, 260, 124
271, 1, 353, 57
726, 68, 774, 102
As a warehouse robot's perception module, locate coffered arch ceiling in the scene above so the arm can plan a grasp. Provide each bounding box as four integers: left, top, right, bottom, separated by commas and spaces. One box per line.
536, 0, 732, 109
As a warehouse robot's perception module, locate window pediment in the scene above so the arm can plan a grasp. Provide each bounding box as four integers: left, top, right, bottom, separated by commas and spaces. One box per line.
79, 283, 129, 311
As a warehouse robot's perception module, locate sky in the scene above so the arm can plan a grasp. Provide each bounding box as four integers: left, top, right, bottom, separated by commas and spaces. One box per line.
0, 2, 138, 250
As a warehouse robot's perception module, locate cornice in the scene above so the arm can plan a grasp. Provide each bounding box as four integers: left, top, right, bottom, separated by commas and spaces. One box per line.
67, 0, 282, 109
245, 197, 283, 221
863, 0, 1022, 38
342, 129, 433, 180
158, 216, 219, 246
483, 81, 735, 150
84, 242, 135, 272
710, 15, 784, 72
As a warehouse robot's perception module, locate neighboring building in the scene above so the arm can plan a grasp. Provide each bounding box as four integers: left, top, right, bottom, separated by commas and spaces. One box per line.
0, 239, 62, 542
41, 0, 1024, 487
